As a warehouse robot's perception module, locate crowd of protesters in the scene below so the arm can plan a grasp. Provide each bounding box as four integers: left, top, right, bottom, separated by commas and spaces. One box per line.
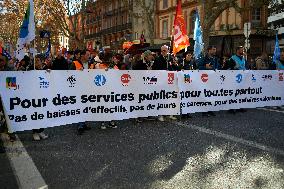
0, 45, 284, 141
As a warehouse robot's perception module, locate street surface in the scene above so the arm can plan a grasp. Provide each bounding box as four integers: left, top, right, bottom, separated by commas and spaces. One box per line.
1, 108, 284, 189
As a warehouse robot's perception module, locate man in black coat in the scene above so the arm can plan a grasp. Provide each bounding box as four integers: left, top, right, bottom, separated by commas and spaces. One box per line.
152, 45, 178, 121
132, 50, 154, 70
152, 45, 179, 71
52, 51, 69, 70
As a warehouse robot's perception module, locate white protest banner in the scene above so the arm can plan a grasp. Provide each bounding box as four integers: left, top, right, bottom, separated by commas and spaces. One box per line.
0, 70, 180, 132
178, 70, 284, 114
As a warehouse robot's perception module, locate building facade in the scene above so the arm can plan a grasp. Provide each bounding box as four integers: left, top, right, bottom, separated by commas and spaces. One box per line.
155, 0, 273, 57
68, 0, 155, 51
268, 0, 284, 49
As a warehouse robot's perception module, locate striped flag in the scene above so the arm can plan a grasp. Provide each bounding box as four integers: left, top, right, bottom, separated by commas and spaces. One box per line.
16, 0, 35, 61
173, 0, 190, 55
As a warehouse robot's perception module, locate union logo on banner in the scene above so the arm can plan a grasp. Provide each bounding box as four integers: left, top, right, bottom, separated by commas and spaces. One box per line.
236, 74, 243, 83
168, 73, 175, 84
94, 75, 107, 86
201, 73, 208, 83
279, 73, 283, 81
121, 74, 131, 86
184, 74, 192, 83
143, 76, 157, 85
6, 77, 19, 90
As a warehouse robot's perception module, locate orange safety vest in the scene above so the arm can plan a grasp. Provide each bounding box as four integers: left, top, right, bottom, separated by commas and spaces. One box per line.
74, 60, 83, 70
98, 63, 108, 69
98, 63, 119, 70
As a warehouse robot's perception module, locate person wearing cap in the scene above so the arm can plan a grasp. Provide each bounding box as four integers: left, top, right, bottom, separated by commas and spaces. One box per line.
132, 50, 154, 70
131, 50, 156, 123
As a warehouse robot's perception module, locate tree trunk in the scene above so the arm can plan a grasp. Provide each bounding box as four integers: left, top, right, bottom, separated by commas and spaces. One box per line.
203, 27, 210, 51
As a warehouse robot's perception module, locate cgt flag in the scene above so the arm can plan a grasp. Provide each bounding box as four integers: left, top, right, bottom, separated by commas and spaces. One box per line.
15, 0, 35, 61
173, 0, 190, 55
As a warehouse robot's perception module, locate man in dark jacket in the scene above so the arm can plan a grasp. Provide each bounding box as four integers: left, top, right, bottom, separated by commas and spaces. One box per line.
180, 51, 196, 70
152, 45, 178, 121
199, 45, 220, 70
52, 51, 69, 70
199, 46, 220, 117
153, 45, 179, 71
132, 50, 154, 70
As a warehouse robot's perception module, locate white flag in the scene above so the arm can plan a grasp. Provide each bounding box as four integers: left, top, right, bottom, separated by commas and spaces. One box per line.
16, 0, 35, 61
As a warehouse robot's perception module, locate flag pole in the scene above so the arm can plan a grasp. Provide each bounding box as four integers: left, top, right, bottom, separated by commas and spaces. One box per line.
33, 40, 36, 70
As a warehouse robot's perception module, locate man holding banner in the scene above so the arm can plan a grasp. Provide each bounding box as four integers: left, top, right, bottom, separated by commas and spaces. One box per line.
199, 45, 220, 117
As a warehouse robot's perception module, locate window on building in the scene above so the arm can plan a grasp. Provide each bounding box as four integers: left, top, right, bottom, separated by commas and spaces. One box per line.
162, 20, 168, 39
163, 0, 168, 9
252, 8, 261, 28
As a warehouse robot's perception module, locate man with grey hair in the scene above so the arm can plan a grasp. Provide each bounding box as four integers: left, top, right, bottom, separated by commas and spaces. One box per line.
152, 45, 178, 121
153, 45, 178, 71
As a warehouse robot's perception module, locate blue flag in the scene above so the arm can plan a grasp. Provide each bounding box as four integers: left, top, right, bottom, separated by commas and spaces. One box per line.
45, 39, 51, 58
193, 10, 203, 59
273, 33, 281, 64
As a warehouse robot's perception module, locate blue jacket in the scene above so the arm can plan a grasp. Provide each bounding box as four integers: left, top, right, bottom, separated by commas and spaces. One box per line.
198, 54, 220, 70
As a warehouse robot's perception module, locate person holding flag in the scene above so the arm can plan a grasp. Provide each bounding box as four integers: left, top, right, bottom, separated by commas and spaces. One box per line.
153, 0, 190, 121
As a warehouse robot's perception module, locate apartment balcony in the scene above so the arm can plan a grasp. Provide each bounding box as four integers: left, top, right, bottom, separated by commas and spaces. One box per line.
101, 23, 132, 35
85, 32, 103, 39
85, 23, 132, 39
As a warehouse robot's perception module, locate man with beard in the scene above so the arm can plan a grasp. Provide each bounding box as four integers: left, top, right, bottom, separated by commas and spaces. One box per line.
225, 46, 248, 114
199, 46, 220, 117
224, 46, 247, 70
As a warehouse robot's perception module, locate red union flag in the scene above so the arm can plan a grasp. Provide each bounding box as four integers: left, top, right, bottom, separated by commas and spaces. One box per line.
173, 0, 190, 55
